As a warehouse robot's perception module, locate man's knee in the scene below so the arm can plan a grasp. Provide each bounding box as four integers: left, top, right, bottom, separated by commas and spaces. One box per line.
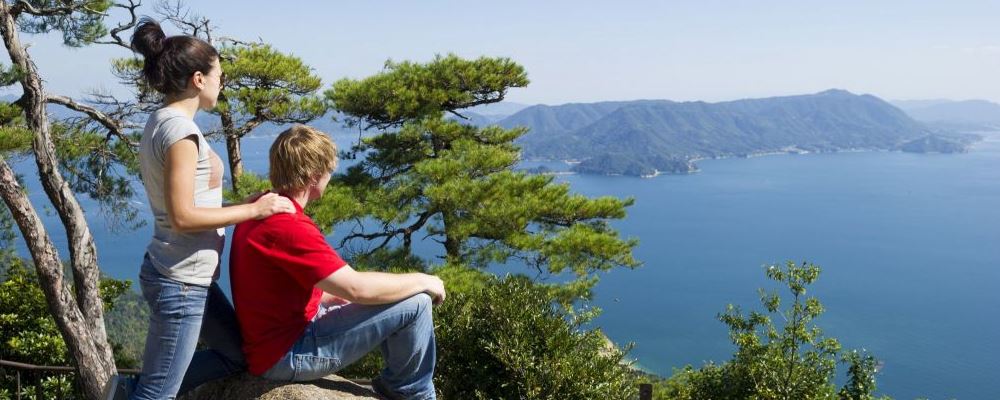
412, 292, 433, 313
391, 293, 433, 329
400, 293, 433, 327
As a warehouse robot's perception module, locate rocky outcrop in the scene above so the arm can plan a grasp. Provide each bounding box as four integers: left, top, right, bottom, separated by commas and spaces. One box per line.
180, 373, 380, 400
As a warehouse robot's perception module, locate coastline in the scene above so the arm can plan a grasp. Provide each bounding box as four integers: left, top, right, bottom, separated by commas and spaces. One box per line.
553, 143, 974, 179
516, 130, 993, 179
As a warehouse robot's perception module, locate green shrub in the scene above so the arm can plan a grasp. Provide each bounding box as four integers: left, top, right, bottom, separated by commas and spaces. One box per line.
434, 269, 637, 399
337, 264, 638, 399
0, 256, 143, 398
648, 261, 889, 400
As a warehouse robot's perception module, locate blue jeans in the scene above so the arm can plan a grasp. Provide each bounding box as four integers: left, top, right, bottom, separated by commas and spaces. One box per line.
261, 293, 437, 400
131, 255, 246, 399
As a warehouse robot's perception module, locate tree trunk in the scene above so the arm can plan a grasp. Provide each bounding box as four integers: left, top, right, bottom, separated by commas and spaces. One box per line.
0, 4, 116, 399
226, 131, 244, 192
0, 158, 113, 400
217, 93, 244, 193
442, 211, 461, 260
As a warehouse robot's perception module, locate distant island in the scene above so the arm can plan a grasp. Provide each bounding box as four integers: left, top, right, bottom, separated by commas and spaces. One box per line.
891, 98, 1000, 132
459, 90, 982, 176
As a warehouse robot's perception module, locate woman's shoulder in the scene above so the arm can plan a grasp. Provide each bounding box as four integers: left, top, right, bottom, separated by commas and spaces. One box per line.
144, 108, 202, 153
151, 108, 200, 135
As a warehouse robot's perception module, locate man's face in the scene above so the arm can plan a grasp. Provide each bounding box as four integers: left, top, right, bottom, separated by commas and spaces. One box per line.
310, 170, 333, 201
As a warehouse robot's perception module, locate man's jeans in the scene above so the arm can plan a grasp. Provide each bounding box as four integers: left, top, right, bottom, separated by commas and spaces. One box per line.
131, 255, 246, 400
262, 293, 437, 400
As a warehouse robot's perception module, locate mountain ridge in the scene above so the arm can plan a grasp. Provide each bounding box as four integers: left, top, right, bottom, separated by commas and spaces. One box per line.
892, 98, 1000, 129
496, 90, 973, 176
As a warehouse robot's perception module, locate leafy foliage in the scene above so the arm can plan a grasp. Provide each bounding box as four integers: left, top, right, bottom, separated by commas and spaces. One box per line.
329, 54, 528, 130
0, 101, 33, 155
0, 257, 142, 398
102, 286, 149, 373
51, 121, 143, 230
212, 42, 329, 192
320, 54, 637, 301
433, 267, 637, 399
0, 82, 32, 157
647, 261, 889, 400
838, 350, 882, 400
337, 264, 639, 400
15, 0, 113, 47
222, 171, 273, 204
1, 96, 143, 230
1, 2, 181, 398
110, 57, 159, 112
214, 43, 327, 132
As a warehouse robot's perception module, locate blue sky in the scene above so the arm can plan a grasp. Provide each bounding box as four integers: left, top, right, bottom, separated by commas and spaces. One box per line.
12, 0, 1000, 105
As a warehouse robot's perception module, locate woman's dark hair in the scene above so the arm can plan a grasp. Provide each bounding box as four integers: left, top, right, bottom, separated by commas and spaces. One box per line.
130, 18, 219, 96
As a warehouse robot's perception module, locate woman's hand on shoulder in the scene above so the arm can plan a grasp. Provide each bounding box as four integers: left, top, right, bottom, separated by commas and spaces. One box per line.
241, 191, 264, 205
252, 192, 296, 219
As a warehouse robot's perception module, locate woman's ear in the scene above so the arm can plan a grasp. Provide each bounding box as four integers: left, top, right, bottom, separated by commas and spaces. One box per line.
192, 71, 205, 90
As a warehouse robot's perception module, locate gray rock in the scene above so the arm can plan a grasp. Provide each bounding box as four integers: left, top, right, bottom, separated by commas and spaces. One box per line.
180, 373, 381, 400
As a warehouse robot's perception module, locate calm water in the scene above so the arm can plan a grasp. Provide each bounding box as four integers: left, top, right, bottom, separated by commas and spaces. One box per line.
11, 131, 1000, 399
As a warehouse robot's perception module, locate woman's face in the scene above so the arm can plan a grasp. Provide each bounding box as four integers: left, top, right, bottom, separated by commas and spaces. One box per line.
197, 58, 223, 110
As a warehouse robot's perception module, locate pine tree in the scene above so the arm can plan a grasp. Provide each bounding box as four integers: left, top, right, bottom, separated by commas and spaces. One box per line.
320, 54, 639, 300
213, 43, 327, 192
0, 1, 143, 398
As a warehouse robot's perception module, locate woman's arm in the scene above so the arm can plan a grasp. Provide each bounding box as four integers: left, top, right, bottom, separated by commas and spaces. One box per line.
164, 137, 295, 233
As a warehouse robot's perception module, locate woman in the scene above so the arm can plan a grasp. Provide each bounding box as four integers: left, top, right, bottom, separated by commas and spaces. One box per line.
127, 18, 294, 399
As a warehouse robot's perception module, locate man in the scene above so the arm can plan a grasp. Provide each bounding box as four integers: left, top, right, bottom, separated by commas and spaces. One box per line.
229, 124, 444, 400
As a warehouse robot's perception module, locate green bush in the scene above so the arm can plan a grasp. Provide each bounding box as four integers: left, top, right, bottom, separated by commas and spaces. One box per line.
0, 256, 144, 399
647, 261, 889, 400
434, 267, 637, 399
337, 264, 639, 399
223, 171, 274, 204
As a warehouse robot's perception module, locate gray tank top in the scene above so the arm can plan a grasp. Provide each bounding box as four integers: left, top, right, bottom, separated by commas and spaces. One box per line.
139, 107, 225, 286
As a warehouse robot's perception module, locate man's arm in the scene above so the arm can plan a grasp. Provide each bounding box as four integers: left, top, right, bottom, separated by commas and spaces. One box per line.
319, 292, 349, 306
315, 265, 446, 306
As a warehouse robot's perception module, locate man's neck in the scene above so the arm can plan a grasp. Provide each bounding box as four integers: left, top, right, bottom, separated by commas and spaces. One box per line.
287, 190, 310, 209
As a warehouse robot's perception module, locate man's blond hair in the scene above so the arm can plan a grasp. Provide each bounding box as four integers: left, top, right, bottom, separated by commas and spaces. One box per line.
269, 124, 337, 193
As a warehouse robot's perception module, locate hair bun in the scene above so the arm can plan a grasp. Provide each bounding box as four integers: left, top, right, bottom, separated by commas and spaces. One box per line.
128, 17, 219, 95
130, 17, 166, 59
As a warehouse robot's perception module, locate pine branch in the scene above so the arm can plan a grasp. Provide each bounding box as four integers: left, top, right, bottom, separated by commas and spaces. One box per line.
339, 210, 435, 251
441, 92, 506, 112
93, 0, 141, 50
216, 35, 262, 47
15, 0, 109, 17
45, 95, 137, 147
236, 117, 263, 138
12, 0, 74, 17
155, 0, 213, 42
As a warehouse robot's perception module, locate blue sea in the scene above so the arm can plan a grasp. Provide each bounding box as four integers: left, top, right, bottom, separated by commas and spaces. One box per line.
10, 130, 1000, 399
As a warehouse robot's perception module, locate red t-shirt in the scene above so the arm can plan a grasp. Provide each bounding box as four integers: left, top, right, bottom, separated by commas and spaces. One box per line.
229, 195, 347, 375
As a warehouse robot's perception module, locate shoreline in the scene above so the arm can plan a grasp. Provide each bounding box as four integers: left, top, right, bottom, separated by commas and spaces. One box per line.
528, 143, 979, 179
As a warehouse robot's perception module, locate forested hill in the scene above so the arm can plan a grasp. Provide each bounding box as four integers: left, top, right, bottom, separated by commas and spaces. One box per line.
892, 99, 1000, 131
495, 90, 973, 176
